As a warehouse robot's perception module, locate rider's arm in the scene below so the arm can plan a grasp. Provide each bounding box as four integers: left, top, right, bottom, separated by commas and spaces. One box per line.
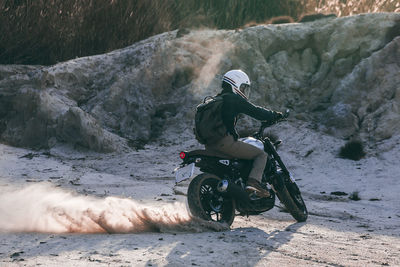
230, 94, 282, 122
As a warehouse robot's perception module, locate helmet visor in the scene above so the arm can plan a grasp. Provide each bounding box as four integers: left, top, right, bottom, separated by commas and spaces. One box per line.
240, 84, 251, 99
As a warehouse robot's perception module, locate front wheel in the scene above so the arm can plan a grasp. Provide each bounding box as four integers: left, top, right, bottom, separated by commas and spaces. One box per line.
276, 180, 308, 222
187, 173, 236, 226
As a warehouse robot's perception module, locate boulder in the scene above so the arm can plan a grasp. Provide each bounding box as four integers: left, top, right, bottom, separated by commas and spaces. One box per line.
0, 13, 399, 151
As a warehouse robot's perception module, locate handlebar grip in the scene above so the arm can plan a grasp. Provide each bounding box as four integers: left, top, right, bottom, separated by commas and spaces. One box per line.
261, 109, 290, 128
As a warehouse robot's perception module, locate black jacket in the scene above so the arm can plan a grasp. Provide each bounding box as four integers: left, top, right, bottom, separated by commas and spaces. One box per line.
220, 92, 281, 139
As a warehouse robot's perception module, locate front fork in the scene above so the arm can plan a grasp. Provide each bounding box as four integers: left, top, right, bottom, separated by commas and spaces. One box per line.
262, 156, 286, 192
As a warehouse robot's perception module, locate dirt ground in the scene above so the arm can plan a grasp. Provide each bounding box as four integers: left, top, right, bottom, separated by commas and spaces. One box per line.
1, 122, 399, 266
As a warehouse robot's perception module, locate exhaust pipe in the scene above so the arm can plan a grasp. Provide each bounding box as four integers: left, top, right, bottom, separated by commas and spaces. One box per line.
217, 179, 229, 192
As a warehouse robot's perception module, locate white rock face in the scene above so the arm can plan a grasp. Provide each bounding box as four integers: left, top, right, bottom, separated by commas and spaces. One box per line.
0, 13, 399, 151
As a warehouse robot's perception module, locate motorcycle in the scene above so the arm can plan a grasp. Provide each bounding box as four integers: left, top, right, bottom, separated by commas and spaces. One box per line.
174, 115, 308, 226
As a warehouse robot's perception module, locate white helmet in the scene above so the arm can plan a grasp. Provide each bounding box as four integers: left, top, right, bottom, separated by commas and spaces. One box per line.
222, 69, 251, 99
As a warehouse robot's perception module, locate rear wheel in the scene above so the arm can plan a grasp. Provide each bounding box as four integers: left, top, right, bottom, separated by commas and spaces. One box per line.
276, 179, 308, 222
187, 173, 235, 225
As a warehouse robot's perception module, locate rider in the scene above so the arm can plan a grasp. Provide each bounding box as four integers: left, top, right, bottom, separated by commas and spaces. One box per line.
205, 70, 284, 198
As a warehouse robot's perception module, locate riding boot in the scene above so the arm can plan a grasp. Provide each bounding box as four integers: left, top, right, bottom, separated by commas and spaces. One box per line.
245, 178, 270, 198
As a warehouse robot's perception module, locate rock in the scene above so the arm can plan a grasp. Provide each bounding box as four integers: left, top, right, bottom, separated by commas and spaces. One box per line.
330, 191, 348, 196
0, 13, 399, 151
56, 106, 126, 152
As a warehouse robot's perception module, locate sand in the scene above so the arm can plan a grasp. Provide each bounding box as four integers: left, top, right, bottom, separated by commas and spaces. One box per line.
1, 121, 399, 266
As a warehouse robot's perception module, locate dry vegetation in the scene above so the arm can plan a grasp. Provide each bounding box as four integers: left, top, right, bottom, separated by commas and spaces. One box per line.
0, 0, 398, 65
311, 0, 399, 17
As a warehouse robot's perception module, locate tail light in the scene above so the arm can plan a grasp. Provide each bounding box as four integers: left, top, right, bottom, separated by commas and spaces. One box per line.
179, 152, 186, 159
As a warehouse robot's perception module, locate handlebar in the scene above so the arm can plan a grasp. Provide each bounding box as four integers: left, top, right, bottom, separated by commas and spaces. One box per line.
253, 109, 290, 139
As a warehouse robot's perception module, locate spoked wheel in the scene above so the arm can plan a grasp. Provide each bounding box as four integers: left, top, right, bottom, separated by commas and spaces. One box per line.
276, 180, 308, 222
187, 173, 235, 225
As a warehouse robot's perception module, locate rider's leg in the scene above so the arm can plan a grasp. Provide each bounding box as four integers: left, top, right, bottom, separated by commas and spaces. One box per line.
206, 134, 269, 197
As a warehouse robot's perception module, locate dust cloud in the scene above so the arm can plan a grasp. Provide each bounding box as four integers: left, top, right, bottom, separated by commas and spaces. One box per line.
0, 183, 227, 234
194, 38, 234, 91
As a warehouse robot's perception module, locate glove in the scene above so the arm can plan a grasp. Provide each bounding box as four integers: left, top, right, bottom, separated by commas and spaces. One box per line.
275, 112, 284, 121
275, 109, 290, 121
283, 109, 290, 118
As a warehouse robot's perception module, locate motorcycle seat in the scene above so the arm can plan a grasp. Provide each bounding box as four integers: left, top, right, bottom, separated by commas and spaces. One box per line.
187, 149, 233, 159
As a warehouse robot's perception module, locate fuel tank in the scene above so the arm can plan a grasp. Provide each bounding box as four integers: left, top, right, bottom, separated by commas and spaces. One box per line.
239, 137, 264, 150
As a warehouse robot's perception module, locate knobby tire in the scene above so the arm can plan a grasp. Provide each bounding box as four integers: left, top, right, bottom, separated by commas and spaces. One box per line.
187, 173, 236, 226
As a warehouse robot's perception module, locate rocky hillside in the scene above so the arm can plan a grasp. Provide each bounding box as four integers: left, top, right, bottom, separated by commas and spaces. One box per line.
0, 13, 399, 152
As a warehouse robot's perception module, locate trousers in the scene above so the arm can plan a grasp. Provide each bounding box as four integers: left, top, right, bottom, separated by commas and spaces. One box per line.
205, 134, 268, 182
